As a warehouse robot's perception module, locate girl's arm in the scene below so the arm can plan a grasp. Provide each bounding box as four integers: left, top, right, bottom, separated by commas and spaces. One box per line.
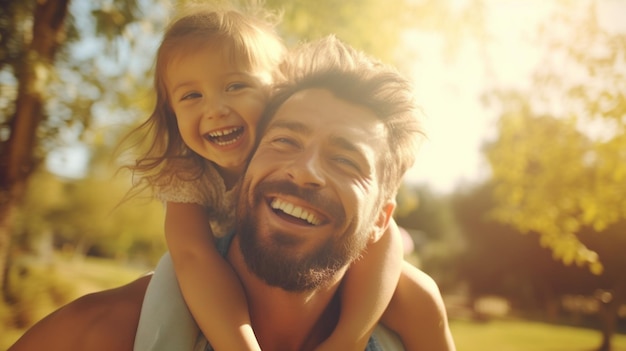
381, 261, 457, 351
165, 202, 260, 351
316, 219, 404, 351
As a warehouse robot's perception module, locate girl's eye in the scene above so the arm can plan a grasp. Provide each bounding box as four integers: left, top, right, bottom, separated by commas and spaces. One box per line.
181, 92, 201, 101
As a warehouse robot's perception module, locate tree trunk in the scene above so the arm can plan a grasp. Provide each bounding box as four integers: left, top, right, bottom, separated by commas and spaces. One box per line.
597, 303, 616, 351
0, 182, 26, 302
0, 0, 70, 300
595, 285, 624, 351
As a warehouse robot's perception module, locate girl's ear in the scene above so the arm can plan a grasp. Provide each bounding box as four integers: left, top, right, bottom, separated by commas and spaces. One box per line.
370, 201, 395, 243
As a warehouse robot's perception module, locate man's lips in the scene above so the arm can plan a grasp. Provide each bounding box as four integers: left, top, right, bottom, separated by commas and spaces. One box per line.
254, 180, 345, 227
269, 197, 323, 225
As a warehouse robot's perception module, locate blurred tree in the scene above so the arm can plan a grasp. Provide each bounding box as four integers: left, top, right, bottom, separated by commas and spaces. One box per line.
265, 0, 410, 62
451, 182, 552, 313
394, 182, 420, 219
483, 2, 626, 350
485, 101, 601, 267
264, 0, 487, 67
44, 176, 161, 260
484, 0, 625, 276
15, 142, 166, 265
0, 0, 72, 301
453, 181, 626, 349
395, 184, 462, 289
63, 132, 165, 263
582, 222, 626, 351
0, 0, 155, 302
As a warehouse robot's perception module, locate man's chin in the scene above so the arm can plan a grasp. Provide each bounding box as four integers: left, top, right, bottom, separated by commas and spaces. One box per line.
238, 218, 343, 292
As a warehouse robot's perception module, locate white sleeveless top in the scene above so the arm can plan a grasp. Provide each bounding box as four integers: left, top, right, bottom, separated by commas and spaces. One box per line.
155, 159, 239, 237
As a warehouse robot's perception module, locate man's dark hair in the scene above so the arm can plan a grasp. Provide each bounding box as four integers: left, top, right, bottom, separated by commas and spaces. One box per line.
260, 35, 425, 202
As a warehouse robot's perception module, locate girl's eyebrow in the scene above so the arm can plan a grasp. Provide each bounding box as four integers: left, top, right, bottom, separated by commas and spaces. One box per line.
170, 72, 257, 95
170, 81, 195, 96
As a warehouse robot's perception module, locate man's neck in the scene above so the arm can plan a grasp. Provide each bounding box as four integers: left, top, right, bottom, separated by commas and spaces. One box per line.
228, 235, 345, 351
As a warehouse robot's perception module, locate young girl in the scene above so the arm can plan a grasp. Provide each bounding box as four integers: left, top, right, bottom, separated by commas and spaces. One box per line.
126, 3, 406, 351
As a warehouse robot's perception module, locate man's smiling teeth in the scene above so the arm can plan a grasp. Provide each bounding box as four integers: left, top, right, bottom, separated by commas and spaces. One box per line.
270, 198, 321, 225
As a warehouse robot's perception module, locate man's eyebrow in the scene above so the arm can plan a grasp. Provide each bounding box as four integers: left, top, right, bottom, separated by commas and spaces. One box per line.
329, 135, 361, 153
268, 120, 365, 154
266, 120, 311, 135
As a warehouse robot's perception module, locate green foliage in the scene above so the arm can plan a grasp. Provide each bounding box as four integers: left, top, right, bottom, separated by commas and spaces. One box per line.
264, 0, 408, 62
396, 185, 458, 241
263, 0, 486, 67
0, 0, 154, 161
394, 182, 420, 218
15, 166, 166, 265
484, 1, 626, 274
395, 184, 462, 288
450, 180, 626, 321
485, 108, 603, 272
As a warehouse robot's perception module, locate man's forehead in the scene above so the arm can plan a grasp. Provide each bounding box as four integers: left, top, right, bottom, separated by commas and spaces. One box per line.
263, 89, 388, 173
268, 88, 385, 135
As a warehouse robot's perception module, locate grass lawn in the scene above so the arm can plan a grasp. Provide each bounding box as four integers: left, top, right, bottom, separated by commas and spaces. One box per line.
1, 255, 147, 350
451, 318, 626, 351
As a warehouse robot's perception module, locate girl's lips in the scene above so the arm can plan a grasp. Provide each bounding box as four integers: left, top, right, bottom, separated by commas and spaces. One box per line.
204, 126, 244, 146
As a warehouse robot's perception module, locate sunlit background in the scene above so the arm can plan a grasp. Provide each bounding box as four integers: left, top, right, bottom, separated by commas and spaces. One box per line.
1, 0, 625, 350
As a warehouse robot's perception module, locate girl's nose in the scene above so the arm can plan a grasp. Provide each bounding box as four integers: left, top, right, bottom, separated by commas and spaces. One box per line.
204, 97, 229, 119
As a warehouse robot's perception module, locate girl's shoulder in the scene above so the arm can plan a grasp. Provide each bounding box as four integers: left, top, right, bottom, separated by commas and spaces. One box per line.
155, 159, 225, 207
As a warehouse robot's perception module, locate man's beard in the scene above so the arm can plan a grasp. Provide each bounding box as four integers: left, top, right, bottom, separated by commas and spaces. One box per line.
236, 179, 372, 292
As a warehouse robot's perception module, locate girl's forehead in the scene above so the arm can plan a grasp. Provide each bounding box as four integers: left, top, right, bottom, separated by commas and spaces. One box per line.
175, 33, 275, 65
164, 41, 274, 83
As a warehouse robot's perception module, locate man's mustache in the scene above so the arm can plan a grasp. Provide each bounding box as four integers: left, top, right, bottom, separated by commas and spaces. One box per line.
253, 180, 346, 225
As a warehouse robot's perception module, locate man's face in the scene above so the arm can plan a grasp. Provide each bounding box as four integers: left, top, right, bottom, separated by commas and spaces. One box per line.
237, 88, 391, 291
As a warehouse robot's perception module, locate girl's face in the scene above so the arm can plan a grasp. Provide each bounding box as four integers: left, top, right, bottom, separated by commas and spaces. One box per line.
166, 45, 268, 177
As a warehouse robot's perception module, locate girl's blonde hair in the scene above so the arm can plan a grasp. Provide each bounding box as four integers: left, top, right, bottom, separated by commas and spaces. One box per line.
121, 1, 284, 196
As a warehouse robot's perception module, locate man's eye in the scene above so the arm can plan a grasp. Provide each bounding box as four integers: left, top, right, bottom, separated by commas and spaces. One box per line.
334, 156, 360, 170
275, 137, 294, 144
272, 137, 298, 147
226, 82, 248, 91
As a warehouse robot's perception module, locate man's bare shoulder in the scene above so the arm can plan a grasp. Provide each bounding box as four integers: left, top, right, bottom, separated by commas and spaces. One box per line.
9, 275, 151, 351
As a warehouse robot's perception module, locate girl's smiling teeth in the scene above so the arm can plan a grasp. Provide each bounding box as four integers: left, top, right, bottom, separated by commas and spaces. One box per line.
205, 126, 244, 146
270, 198, 322, 225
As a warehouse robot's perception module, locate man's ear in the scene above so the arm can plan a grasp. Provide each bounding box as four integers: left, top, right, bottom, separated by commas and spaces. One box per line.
370, 201, 396, 243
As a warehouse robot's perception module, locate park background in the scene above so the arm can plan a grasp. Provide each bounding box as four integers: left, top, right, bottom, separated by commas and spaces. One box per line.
1, 0, 626, 350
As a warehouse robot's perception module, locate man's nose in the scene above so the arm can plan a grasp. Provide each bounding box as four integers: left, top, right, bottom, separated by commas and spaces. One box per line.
286, 148, 326, 188
203, 96, 229, 119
